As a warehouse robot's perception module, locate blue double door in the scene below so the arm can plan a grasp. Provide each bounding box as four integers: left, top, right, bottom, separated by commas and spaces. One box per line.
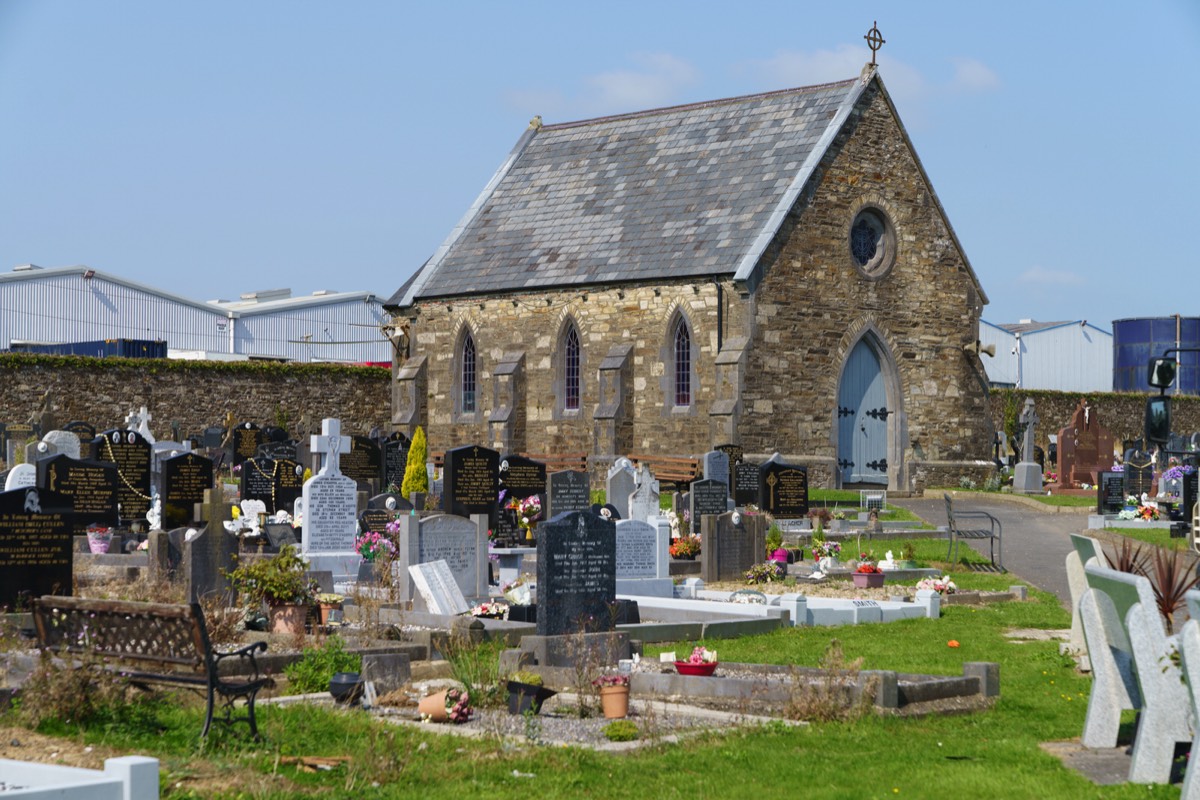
837, 339, 889, 485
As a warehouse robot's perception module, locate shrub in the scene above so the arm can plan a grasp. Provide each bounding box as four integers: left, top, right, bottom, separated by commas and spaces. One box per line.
16, 652, 131, 729
765, 524, 783, 553
283, 636, 361, 695
401, 426, 429, 497
745, 561, 786, 584
958, 476, 977, 490
603, 719, 639, 741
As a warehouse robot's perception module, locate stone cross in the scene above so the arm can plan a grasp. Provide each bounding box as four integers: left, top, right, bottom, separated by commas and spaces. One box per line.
1019, 399, 1039, 463
311, 418, 351, 476
125, 406, 155, 444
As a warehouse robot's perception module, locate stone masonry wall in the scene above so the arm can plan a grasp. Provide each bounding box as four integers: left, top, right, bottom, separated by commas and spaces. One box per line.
0, 354, 390, 448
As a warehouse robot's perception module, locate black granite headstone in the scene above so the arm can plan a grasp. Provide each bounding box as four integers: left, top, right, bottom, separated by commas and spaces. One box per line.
382, 433, 412, 491
536, 510, 617, 636
202, 425, 226, 449
714, 443, 744, 489
700, 511, 767, 583
758, 460, 808, 516
734, 461, 760, 506
493, 507, 521, 546
341, 436, 383, 491
546, 469, 591, 518
368, 492, 413, 513
1124, 449, 1155, 499
500, 454, 547, 500
256, 440, 298, 462
0, 486, 74, 607
90, 429, 153, 524
161, 452, 214, 530
359, 508, 393, 535
1097, 471, 1125, 515
62, 421, 96, 441
444, 444, 500, 530
1183, 471, 1198, 521
37, 453, 119, 535
264, 522, 298, 550
231, 423, 265, 467
689, 478, 729, 522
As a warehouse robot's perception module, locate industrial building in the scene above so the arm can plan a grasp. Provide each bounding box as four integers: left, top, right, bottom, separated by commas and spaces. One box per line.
0, 264, 393, 364
979, 319, 1114, 392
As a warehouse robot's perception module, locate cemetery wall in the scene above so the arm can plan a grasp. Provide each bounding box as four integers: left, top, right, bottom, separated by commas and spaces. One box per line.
989, 388, 1200, 453
0, 354, 390, 439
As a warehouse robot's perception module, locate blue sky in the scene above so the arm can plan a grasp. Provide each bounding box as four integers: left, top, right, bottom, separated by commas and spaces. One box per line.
1, 1, 1197, 329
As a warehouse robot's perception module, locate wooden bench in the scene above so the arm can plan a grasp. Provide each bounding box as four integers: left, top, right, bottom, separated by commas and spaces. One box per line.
519, 452, 588, 473
943, 493, 1002, 570
628, 454, 701, 489
33, 595, 275, 739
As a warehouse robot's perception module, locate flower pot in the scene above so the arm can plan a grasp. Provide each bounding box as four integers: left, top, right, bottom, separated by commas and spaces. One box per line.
507, 681, 556, 715
329, 671, 363, 704
418, 689, 449, 722
770, 548, 789, 563
598, 685, 629, 719
894, 559, 919, 570
318, 602, 342, 626
852, 572, 885, 589
817, 556, 840, 571
675, 661, 718, 676
268, 603, 308, 635
86, 531, 113, 554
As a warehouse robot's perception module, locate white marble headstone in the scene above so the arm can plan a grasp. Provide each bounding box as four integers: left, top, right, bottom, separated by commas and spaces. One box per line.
4, 463, 37, 491
409, 559, 470, 616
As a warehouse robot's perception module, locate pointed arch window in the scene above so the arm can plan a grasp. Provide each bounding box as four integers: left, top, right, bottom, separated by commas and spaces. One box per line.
564, 324, 581, 411
460, 331, 477, 414
673, 317, 691, 407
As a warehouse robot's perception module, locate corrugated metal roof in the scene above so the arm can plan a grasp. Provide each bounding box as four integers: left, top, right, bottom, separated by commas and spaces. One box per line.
388, 76, 867, 305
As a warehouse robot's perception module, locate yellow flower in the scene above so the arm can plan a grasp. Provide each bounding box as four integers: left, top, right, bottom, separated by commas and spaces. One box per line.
231, 506, 241, 519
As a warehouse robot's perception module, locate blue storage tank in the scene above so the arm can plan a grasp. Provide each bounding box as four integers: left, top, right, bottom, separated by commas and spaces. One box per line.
1113, 317, 1200, 394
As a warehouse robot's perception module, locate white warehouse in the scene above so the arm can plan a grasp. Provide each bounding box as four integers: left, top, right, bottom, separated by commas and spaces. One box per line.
979, 319, 1113, 392
0, 264, 393, 364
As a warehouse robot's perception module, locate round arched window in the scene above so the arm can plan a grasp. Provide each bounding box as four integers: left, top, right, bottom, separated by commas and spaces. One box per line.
849, 207, 896, 278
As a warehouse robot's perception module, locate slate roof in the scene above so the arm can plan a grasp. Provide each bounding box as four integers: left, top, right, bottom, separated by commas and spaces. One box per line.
389, 76, 875, 307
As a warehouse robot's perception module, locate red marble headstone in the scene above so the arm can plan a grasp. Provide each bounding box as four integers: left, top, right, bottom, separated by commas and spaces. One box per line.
1053, 400, 1115, 489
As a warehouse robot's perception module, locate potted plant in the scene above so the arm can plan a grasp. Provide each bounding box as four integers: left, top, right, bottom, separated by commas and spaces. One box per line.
506, 670, 556, 715
316, 593, 344, 626
354, 530, 396, 583
766, 524, 787, 562
811, 539, 841, 571
895, 541, 919, 570
418, 686, 472, 724
470, 600, 508, 620
852, 553, 885, 588
744, 560, 786, 584
669, 534, 701, 560
592, 673, 630, 719
227, 545, 318, 634
675, 646, 718, 676
830, 509, 848, 532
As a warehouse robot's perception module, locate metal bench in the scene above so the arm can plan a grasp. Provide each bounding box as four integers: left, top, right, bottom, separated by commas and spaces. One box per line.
943, 493, 1002, 570
33, 595, 275, 739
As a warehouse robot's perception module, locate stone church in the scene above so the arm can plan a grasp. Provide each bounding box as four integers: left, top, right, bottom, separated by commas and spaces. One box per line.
384, 65, 994, 491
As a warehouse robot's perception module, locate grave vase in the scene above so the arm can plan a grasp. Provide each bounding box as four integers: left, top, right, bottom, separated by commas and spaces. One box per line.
86, 530, 113, 554
318, 601, 343, 626
818, 556, 840, 572
599, 685, 629, 719
357, 560, 382, 584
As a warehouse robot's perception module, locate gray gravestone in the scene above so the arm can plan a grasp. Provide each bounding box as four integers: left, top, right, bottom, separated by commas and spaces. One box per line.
701, 511, 767, 583
1013, 398, 1044, 494
4, 463, 36, 491
301, 418, 359, 580
702, 450, 730, 486
627, 465, 660, 523
546, 469, 591, 518
408, 559, 470, 616
395, 513, 488, 604
689, 478, 729, 523
536, 511, 617, 636
606, 458, 637, 521
614, 517, 673, 598
42, 430, 81, 461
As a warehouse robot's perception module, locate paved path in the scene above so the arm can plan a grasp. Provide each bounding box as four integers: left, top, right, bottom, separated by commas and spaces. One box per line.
890, 493, 1094, 610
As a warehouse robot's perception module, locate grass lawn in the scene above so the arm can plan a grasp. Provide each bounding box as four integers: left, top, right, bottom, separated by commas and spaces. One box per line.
939, 487, 1097, 508
2, 554, 1179, 798
1107, 525, 1193, 552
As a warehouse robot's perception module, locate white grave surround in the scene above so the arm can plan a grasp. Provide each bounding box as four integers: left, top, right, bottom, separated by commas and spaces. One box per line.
4, 463, 36, 491
615, 517, 673, 598
300, 419, 360, 581
408, 559, 470, 616
395, 512, 489, 607
0, 755, 159, 800
626, 589, 940, 627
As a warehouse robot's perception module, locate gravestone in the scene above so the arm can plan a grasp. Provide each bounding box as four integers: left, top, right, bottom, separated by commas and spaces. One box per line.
241, 457, 304, 516
1013, 398, 1044, 494
41, 430, 81, 461
536, 510, 617, 636
359, 507, 393, 536
615, 517, 672, 597
702, 450, 730, 487
1097, 471, 1125, 516
1054, 400, 1115, 489
546, 469, 591, 518
4, 464, 36, 491
628, 465, 660, 523
231, 422, 265, 467
1182, 471, 1198, 523
90, 429, 153, 524
758, 455, 809, 516
493, 506, 521, 547
701, 510, 767, 583
160, 452, 213, 530
443, 444, 500, 530
408, 560, 470, 616
184, 490, 239, 602
37, 454, 119, 534
1124, 449, 1156, 499
395, 513, 488, 606
500, 454, 547, 501
201, 425, 225, 450
606, 458, 637, 521
62, 421, 96, 441
714, 443, 744, 488
300, 419, 360, 580
341, 436, 383, 492
0, 486, 74, 607
368, 492, 413, 513
689, 478, 729, 524
264, 522, 298, 550
256, 440, 298, 462
382, 433, 411, 490
733, 461, 760, 506
123, 406, 155, 444
3, 422, 37, 467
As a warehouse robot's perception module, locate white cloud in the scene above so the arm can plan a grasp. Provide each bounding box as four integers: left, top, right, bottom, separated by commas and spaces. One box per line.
1017, 266, 1084, 286
582, 53, 698, 115
949, 57, 1000, 92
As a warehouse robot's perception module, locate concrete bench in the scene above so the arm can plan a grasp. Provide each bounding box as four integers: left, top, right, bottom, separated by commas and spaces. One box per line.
1066, 533, 1105, 666
943, 493, 1002, 570
1082, 563, 1190, 783
1175, 591, 1200, 799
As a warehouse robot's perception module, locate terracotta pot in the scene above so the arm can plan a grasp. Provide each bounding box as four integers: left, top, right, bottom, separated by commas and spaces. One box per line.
418, 690, 449, 722
852, 572, 885, 589
599, 685, 629, 719
318, 602, 342, 625
268, 603, 308, 635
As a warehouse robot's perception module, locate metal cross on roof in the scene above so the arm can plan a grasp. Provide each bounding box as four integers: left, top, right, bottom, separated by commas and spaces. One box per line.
864, 21, 885, 66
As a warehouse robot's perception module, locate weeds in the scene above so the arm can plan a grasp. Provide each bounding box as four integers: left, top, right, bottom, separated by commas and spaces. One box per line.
784, 639, 873, 723
283, 635, 362, 695
16, 651, 132, 729
440, 627, 506, 708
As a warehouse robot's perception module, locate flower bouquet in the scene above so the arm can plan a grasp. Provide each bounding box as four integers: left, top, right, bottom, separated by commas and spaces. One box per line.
916, 575, 958, 595
507, 495, 543, 532
676, 646, 718, 676
745, 560, 786, 584
419, 687, 472, 724
855, 552, 882, 574
471, 600, 508, 620
812, 540, 841, 560
592, 673, 631, 688
669, 534, 701, 559
852, 552, 885, 588
355, 531, 395, 562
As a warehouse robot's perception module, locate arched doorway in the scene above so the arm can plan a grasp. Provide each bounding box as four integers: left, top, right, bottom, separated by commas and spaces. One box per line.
837, 338, 890, 485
